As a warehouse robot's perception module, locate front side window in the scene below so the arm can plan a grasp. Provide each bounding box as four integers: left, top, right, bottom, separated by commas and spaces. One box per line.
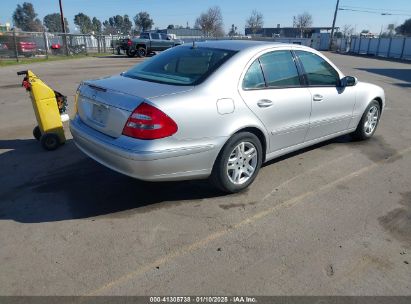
151, 33, 160, 40
123, 47, 237, 85
259, 50, 301, 87
295, 50, 340, 86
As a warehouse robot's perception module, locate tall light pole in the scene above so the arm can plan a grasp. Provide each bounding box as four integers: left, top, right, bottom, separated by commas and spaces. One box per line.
59, 0, 69, 55
329, 0, 340, 50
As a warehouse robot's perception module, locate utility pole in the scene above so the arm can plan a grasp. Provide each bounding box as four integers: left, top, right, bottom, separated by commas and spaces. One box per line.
329, 0, 340, 50
59, 0, 69, 56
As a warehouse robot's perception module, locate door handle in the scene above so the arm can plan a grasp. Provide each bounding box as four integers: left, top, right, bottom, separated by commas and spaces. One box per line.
257, 99, 273, 108
313, 94, 324, 101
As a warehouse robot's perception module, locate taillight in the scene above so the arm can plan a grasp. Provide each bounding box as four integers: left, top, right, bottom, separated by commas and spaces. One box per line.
122, 103, 178, 139
127, 39, 132, 46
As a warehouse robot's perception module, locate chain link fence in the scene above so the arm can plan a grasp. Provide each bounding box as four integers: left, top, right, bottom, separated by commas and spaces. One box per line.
3, 30, 410, 63
0, 30, 129, 61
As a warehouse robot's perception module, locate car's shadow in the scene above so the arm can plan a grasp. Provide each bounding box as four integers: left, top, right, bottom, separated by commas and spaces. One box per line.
262, 135, 352, 168
0, 139, 223, 223
0, 134, 395, 223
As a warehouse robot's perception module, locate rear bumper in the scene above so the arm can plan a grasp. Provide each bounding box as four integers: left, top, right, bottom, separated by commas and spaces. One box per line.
19, 48, 36, 53
69, 115, 224, 181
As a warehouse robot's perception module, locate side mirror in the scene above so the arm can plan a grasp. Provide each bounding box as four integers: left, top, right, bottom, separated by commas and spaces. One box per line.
341, 76, 358, 87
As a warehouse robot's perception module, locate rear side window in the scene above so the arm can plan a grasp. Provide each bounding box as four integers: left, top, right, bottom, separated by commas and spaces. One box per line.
259, 51, 300, 87
295, 50, 340, 86
140, 33, 149, 39
123, 47, 237, 85
151, 33, 160, 40
160, 33, 168, 40
243, 60, 266, 89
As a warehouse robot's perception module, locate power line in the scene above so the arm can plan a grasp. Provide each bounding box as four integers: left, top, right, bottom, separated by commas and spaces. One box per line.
339, 7, 411, 17
341, 5, 411, 14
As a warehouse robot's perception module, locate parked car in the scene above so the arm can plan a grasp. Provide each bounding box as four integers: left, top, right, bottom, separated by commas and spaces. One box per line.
127, 32, 183, 57
18, 41, 36, 56
0, 35, 36, 57
50, 43, 62, 55
70, 41, 385, 193
0, 42, 9, 56
50, 42, 86, 55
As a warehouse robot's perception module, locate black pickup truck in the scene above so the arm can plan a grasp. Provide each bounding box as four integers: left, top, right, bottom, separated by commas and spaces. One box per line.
127, 32, 183, 57
112, 38, 133, 55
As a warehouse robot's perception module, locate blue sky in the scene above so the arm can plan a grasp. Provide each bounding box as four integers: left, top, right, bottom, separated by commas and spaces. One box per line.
1, 0, 411, 34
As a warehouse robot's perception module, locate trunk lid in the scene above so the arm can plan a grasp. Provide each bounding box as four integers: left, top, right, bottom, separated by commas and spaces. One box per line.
77, 75, 192, 138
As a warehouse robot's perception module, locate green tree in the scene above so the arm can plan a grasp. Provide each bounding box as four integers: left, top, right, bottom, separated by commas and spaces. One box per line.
102, 15, 132, 34
167, 24, 185, 29
43, 13, 69, 33
111, 15, 124, 32
396, 18, 411, 36
134, 12, 154, 32
102, 20, 116, 35
246, 10, 263, 35
74, 13, 93, 34
122, 15, 132, 34
12, 2, 43, 31
92, 17, 102, 34
387, 24, 395, 36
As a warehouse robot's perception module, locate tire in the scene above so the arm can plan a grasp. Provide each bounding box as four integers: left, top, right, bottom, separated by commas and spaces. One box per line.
126, 49, 136, 57
33, 126, 41, 141
351, 100, 381, 140
40, 133, 60, 151
210, 132, 262, 193
137, 47, 147, 58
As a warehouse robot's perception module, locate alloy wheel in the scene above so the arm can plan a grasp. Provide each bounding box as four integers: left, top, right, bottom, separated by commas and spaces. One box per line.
364, 105, 379, 135
226, 141, 258, 185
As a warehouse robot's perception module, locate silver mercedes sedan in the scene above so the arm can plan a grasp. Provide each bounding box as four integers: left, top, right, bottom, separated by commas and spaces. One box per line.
70, 40, 385, 193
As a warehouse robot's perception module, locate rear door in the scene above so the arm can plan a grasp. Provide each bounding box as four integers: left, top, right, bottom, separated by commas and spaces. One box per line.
239, 50, 312, 153
294, 50, 356, 141
150, 33, 162, 51
160, 33, 172, 50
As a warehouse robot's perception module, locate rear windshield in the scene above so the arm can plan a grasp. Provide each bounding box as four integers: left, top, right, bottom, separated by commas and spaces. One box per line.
122, 47, 237, 85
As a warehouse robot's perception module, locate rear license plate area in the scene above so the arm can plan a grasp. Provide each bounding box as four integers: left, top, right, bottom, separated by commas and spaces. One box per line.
91, 103, 109, 125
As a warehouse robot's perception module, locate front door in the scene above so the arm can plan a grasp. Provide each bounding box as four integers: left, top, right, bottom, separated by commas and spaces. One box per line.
294, 50, 356, 141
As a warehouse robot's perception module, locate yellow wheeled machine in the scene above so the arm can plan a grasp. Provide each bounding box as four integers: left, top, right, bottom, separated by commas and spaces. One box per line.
17, 70, 68, 151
